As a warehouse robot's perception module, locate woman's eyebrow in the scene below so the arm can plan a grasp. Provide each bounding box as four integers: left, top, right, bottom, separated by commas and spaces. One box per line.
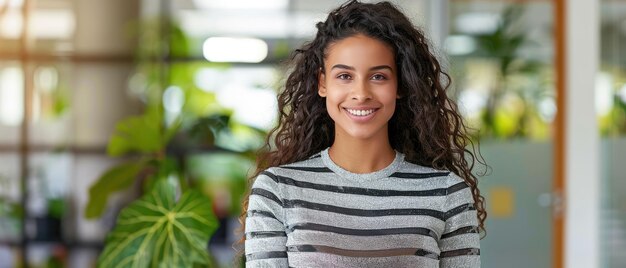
370, 65, 393, 71
330, 64, 393, 71
331, 64, 356, 71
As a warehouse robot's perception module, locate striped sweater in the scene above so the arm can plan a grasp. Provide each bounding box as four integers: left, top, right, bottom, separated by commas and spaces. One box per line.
244, 148, 481, 267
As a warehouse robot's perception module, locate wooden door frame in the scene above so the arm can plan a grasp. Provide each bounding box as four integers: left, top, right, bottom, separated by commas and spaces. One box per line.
553, 0, 565, 267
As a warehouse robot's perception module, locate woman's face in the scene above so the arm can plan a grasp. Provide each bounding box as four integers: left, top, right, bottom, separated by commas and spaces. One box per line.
318, 34, 398, 142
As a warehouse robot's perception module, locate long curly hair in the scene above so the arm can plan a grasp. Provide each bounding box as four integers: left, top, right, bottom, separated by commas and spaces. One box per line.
233, 0, 487, 264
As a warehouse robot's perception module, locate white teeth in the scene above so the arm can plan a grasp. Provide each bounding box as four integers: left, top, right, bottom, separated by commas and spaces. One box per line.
346, 109, 376, 116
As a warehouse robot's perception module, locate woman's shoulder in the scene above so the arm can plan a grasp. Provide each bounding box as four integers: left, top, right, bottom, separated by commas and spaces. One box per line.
399, 160, 466, 186
263, 151, 327, 175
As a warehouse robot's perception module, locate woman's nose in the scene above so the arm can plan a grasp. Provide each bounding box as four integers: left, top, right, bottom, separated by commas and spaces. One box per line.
350, 79, 373, 101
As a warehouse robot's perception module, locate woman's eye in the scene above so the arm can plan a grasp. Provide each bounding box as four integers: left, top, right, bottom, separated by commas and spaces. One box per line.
371, 74, 387, 80
337, 73, 352, 80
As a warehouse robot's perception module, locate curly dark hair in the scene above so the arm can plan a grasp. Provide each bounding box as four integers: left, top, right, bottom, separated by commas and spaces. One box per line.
233, 0, 487, 264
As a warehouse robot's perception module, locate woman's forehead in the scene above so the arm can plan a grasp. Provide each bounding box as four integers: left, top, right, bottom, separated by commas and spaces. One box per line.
323, 34, 396, 70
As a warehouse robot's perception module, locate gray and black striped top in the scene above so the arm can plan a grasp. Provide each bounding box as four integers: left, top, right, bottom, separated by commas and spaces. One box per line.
244, 148, 480, 267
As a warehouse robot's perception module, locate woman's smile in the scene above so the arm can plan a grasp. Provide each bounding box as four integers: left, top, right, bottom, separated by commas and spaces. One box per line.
343, 107, 379, 122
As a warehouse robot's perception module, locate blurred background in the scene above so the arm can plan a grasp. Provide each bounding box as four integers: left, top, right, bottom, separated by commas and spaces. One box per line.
0, 0, 623, 267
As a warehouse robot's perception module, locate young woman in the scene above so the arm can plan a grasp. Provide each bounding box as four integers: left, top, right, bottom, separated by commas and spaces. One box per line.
236, 1, 486, 267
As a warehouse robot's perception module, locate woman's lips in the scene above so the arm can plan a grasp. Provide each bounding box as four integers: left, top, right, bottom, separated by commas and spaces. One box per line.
343, 107, 379, 122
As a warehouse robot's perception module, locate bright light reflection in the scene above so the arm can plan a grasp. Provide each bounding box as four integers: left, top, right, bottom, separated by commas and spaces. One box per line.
36, 67, 59, 93
0, 10, 23, 39
31, 9, 76, 39
163, 86, 185, 113
0, 67, 24, 126
455, 13, 500, 34
445, 35, 476, 55
217, 85, 277, 130
194, 67, 275, 93
194, 68, 223, 92
538, 97, 556, 123
0, 9, 75, 39
163, 86, 185, 126
203, 37, 268, 63
595, 72, 613, 116
0, 0, 24, 8
458, 89, 487, 118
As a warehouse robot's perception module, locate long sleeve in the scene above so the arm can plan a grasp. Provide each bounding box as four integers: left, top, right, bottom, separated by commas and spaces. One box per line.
438, 173, 481, 268
244, 170, 289, 267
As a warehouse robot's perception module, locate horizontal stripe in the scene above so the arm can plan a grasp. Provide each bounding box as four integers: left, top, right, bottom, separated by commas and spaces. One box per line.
247, 210, 279, 220
415, 248, 440, 260
441, 226, 479, 239
287, 244, 439, 260
250, 188, 283, 206
444, 203, 476, 221
286, 207, 445, 231
261, 171, 448, 197
440, 247, 480, 258
287, 230, 440, 253
246, 231, 286, 239
280, 166, 332, 172
251, 189, 470, 221
439, 231, 481, 252
448, 181, 470, 194
245, 217, 285, 233
290, 186, 444, 211
389, 171, 450, 179
284, 198, 445, 219
246, 251, 288, 261
286, 222, 438, 241
245, 233, 287, 254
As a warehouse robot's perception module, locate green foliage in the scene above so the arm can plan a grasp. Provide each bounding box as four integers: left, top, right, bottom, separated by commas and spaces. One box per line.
169, 23, 191, 58
0, 198, 22, 241
87, 17, 269, 267
50, 85, 70, 118
97, 179, 218, 268
108, 110, 164, 157
168, 62, 231, 117
187, 153, 254, 217
47, 198, 66, 219
0, 198, 22, 219
474, 5, 531, 75
456, 4, 548, 140
188, 114, 231, 146
85, 160, 149, 219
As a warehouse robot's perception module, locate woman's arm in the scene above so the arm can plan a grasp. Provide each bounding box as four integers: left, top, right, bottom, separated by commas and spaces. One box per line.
244, 170, 289, 267
438, 173, 481, 267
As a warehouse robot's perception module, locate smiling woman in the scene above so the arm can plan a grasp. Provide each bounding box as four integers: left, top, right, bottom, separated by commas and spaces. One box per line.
237, 0, 487, 267
318, 34, 398, 146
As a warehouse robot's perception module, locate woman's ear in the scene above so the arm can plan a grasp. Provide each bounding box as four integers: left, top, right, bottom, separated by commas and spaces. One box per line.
318, 70, 327, 97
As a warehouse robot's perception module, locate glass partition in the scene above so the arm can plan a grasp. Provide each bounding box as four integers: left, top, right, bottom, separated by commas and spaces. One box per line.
600, 1, 626, 267
448, 1, 556, 267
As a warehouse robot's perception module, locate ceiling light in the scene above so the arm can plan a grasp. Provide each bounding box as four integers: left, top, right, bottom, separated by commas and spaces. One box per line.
203, 37, 268, 63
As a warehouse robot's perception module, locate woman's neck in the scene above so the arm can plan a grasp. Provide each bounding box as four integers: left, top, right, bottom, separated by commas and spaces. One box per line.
328, 138, 396, 174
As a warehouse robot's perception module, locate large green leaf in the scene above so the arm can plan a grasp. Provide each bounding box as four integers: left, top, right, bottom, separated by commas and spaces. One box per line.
97, 180, 219, 268
108, 110, 163, 157
85, 161, 148, 219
